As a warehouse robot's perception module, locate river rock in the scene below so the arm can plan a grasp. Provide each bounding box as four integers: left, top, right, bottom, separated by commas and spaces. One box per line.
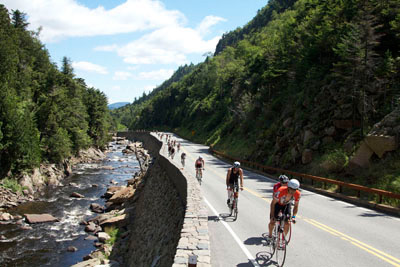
67, 246, 78, 252
90, 203, 105, 213
99, 214, 127, 228
85, 222, 97, 232
0, 212, 13, 221
108, 187, 135, 204
25, 214, 59, 224
97, 232, 111, 243
70, 192, 85, 198
70, 258, 101, 267
0, 235, 6, 240
84, 235, 98, 241
20, 225, 33, 230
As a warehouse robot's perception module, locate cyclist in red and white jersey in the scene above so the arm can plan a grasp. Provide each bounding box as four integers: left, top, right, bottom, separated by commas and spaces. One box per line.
273, 174, 289, 195
267, 179, 301, 244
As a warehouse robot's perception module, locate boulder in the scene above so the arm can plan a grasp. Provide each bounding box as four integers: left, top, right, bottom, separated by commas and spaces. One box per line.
97, 232, 111, 243
109, 187, 135, 204
90, 203, 105, 213
70, 258, 101, 267
283, 118, 292, 128
67, 246, 78, 252
25, 214, 59, 224
325, 126, 336, 136
303, 130, 315, 145
349, 141, 374, 168
99, 214, 127, 228
364, 135, 397, 158
0, 212, 13, 221
70, 192, 85, 198
302, 149, 313, 164
85, 222, 97, 232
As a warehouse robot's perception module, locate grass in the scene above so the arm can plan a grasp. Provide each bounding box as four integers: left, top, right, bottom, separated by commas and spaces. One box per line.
104, 226, 119, 246
0, 178, 27, 193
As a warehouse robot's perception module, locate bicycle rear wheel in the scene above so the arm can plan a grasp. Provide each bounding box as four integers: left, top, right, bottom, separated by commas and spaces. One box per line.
233, 198, 238, 221
275, 230, 287, 267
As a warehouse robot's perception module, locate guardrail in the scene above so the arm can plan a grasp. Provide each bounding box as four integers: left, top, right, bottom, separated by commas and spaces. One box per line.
210, 148, 400, 204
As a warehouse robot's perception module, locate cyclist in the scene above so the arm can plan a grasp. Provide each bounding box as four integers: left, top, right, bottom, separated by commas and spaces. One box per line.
226, 161, 244, 205
181, 152, 186, 167
267, 179, 301, 244
273, 174, 289, 195
195, 156, 205, 178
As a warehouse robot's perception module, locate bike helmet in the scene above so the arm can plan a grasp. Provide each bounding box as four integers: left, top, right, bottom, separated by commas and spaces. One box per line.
233, 161, 240, 168
198, 156, 203, 159
288, 179, 300, 190
279, 174, 289, 183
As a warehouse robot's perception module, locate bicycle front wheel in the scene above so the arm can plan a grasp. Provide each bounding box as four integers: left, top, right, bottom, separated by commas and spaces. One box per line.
233, 198, 238, 221
275, 230, 287, 267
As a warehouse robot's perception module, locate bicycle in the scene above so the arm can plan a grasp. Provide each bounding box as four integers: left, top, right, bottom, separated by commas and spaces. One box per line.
228, 183, 239, 221
181, 156, 186, 167
268, 208, 292, 267
196, 168, 203, 185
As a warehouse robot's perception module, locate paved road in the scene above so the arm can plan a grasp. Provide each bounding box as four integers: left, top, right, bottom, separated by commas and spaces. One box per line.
159, 133, 400, 267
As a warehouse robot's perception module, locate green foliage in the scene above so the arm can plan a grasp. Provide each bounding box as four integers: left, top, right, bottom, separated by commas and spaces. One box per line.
104, 226, 119, 245
109, 0, 400, 197
0, 177, 26, 193
0, 5, 112, 178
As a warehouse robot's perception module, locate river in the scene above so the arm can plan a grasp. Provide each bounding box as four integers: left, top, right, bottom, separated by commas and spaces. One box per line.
0, 141, 139, 267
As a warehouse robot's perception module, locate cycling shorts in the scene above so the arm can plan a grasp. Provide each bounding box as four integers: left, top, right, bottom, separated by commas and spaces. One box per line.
272, 203, 292, 221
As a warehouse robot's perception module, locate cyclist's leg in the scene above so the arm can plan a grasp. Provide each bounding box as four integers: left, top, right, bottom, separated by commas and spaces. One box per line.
283, 204, 292, 236
269, 203, 281, 237
227, 184, 233, 204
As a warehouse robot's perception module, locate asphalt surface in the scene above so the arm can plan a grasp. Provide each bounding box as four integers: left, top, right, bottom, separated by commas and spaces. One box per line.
158, 133, 400, 267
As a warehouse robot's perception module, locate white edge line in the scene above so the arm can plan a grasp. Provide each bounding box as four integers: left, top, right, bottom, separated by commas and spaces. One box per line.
203, 197, 261, 267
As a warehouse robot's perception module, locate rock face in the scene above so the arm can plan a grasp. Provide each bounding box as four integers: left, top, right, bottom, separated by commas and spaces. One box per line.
364, 135, 397, 158
25, 214, 59, 224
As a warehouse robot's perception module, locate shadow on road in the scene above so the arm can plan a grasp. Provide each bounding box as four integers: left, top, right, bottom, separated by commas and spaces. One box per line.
244, 236, 265, 246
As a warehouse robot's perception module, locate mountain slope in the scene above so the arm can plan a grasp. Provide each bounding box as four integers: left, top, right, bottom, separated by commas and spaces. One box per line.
112, 0, 400, 203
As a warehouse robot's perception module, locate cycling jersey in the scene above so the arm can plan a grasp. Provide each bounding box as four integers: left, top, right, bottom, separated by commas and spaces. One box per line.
228, 168, 240, 185
273, 186, 300, 206
195, 159, 203, 168
273, 182, 282, 194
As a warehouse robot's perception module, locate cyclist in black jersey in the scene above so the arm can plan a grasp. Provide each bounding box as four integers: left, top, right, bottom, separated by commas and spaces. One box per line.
226, 161, 244, 205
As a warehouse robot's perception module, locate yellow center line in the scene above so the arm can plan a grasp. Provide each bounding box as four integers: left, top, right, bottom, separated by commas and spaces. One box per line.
164, 135, 400, 266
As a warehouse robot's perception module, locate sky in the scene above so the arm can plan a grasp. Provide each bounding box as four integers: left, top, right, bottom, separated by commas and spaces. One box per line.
1, 0, 267, 104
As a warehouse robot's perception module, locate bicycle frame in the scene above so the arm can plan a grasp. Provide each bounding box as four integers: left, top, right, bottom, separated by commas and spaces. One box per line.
228, 183, 239, 220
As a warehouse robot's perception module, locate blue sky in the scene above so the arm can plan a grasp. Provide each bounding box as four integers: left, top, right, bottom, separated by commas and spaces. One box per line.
1, 0, 267, 104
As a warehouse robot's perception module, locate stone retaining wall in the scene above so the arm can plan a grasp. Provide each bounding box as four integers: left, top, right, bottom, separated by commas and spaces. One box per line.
117, 132, 210, 266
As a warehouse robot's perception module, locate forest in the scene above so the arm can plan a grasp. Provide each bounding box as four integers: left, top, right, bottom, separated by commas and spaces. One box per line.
111, 0, 400, 198
0, 5, 112, 179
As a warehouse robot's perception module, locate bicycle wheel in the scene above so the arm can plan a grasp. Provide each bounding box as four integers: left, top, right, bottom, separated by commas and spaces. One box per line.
269, 224, 278, 256
275, 229, 287, 267
286, 222, 292, 244
229, 196, 233, 216
233, 197, 238, 221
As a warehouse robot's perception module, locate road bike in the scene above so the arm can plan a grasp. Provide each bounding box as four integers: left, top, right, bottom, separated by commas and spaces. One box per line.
196, 168, 203, 185
228, 183, 239, 221
269, 208, 292, 267
181, 155, 186, 167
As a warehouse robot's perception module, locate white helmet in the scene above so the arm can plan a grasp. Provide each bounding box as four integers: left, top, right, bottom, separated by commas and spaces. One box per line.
288, 179, 300, 190
233, 161, 240, 168
279, 174, 289, 183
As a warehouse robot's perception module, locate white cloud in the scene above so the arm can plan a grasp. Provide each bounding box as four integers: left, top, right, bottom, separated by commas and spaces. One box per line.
72, 61, 108, 74
102, 26, 221, 65
137, 69, 174, 80
113, 71, 133, 80
197, 15, 227, 36
2, 0, 185, 42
